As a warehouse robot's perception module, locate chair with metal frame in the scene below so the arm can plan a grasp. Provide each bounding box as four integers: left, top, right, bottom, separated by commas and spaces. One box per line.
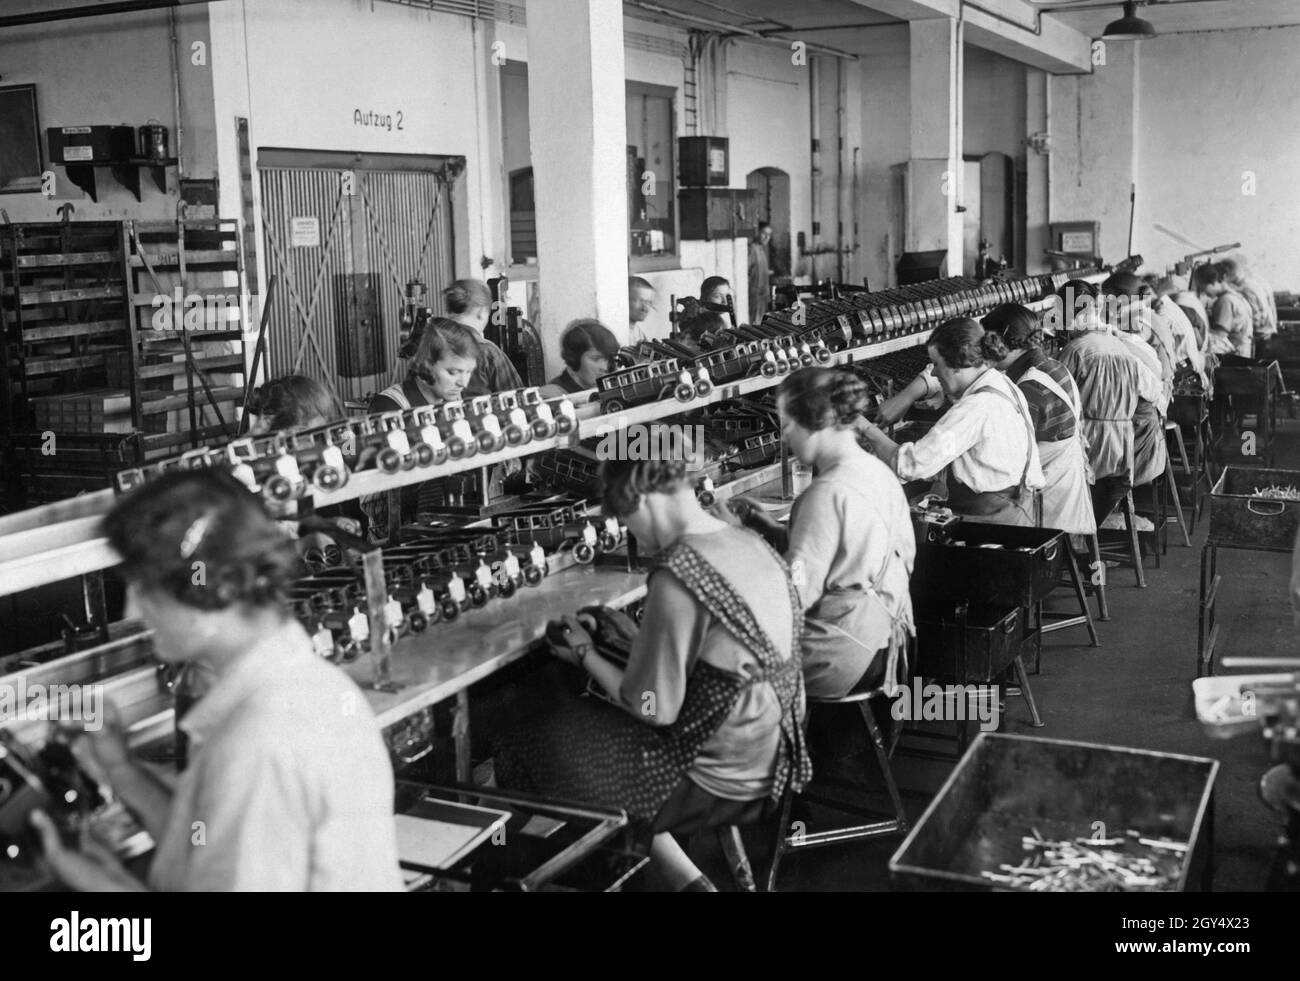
1097, 489, 1147, 588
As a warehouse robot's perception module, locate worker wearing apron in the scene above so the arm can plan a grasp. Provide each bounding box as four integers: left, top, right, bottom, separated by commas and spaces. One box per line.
857, 318, 1045, 527
982, 303, 1096, 536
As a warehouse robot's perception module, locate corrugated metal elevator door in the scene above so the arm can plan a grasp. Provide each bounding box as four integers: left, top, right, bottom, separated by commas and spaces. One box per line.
258, 152, 457, 406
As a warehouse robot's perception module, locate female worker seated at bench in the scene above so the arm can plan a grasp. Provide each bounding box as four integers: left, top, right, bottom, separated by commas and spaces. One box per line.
546, 319, 620, 395
857, 317, 1045, 527
720, 367, 914, 701
363, 318, 480, 540
33, 470, 401, 891
495, 456, 811, 891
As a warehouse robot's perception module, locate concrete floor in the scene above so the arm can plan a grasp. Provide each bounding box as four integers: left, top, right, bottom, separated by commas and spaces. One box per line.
691, 420, 1300, 892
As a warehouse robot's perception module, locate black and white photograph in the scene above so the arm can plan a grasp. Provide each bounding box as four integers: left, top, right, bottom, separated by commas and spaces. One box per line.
0, 0, 1294, 954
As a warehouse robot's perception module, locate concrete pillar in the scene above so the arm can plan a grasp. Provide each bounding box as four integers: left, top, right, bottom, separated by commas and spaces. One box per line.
908, 18, 964, 278
526, 0, 629, 360
1024, 69, 1049, 274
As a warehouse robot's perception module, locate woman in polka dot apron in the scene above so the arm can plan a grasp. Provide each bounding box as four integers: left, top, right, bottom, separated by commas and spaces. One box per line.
495, 457, 811, 890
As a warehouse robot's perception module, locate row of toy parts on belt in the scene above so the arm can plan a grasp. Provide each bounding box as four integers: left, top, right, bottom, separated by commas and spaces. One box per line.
110, 388, 581, 502
294, 544, 548, 663
782, 274, 1052, 342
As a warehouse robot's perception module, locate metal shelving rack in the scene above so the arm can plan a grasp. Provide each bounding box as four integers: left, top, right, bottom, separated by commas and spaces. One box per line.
122, 219, 249, 458
0, 220, 139, 507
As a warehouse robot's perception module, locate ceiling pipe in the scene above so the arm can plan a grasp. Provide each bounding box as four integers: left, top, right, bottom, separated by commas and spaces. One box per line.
624, 0, 859, 60
0, 1, 226, 30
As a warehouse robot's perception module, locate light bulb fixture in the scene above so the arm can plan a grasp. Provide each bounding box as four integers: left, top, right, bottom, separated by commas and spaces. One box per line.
1103, 1, 1156, 41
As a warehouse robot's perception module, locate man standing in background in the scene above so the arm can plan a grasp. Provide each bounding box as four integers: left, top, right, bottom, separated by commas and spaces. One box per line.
628, 276, 656, 345
748, 222, 773, 325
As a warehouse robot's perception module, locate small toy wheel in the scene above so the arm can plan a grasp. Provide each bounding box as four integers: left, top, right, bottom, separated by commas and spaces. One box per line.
603, 398, 626, 414
409, 612, 429, 633
761, 360, 778, 378
573, 542, 596, 565
314, 465, 347, 491
698, 490, 716, 509
468, 583, 488, 607
378, 448, 403, 474
441, 598, 461, 622
431, 447, 449, 466
531, 419, 555, 440
524, 565, 544, 586
477, 431, 499, 454
505, 424, 529, 446
555, 415, 575, 434
447, 437, 470, 458
498, 577, 517, 599
265, 474, 295, 502
674, 382, 695, 402
695, 379, 713, 398
413, 444, 435, 467
598, 531, 619, 552
815, 346, 832, 364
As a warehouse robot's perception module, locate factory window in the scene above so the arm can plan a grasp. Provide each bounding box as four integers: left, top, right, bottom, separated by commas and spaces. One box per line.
502, 65, 679, 271
626, 82, 678, 264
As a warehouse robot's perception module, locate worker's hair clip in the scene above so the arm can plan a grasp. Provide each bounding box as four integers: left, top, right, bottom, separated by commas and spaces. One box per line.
179, 514, 213, 559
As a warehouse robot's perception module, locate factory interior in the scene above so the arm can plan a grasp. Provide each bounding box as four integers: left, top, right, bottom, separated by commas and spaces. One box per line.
0, 0, 1298, 920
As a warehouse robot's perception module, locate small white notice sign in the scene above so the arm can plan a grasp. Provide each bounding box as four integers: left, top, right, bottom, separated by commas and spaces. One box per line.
290, 216, 320, 248
1061, 231, 1094, 254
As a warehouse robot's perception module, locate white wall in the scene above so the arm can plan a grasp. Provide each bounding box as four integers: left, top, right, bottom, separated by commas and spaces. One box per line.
0, 7, 214, 221
855, 26, 912, 290
1049, 27, 1300, 289
1133, 25, 1300, 288
964, 45, 1027, 159
209, 0, 488, 300
1048, 43, 1138, 268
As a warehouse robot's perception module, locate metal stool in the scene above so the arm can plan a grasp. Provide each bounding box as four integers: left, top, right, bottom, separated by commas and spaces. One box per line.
763, 688, 909, 891
1163, 421, 1193, 546
1097, 490, 1147, 588
1036, 539, 1100, 645
1077, 533, 1110, 621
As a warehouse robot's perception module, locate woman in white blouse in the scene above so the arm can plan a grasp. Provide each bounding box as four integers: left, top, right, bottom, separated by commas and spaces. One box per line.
32, 470, 402, 892
857, 318, 1044, 527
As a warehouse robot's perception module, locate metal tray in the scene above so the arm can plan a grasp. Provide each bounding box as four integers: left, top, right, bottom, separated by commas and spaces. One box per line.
890, 734, 1217, 892
912, 524, 1066, 609
1208, 466, 1300, 550
915, 603, 1022, 684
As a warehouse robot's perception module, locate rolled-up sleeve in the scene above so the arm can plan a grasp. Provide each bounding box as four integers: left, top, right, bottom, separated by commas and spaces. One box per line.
893, 398, 983, 481
619, 571, 706, 726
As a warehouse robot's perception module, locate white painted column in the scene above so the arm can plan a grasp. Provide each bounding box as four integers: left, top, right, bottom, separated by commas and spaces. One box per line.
526, 0, 629, 360
1024, 68, 1049, 274
908, 17, 964, 278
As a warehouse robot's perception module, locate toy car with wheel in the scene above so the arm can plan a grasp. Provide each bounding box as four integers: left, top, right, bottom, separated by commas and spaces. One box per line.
594, 358, 705, 414
518, 387, 575, 438
400, 405, 450, 467
465, 395, 508, 453
489, 390, 534, 445
227, 433, 307, 502
434, 401, 478, 459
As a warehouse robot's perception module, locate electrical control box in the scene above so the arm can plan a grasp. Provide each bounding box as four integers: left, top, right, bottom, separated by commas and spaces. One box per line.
679, 188, 758, 242
678, 136, 729, 187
